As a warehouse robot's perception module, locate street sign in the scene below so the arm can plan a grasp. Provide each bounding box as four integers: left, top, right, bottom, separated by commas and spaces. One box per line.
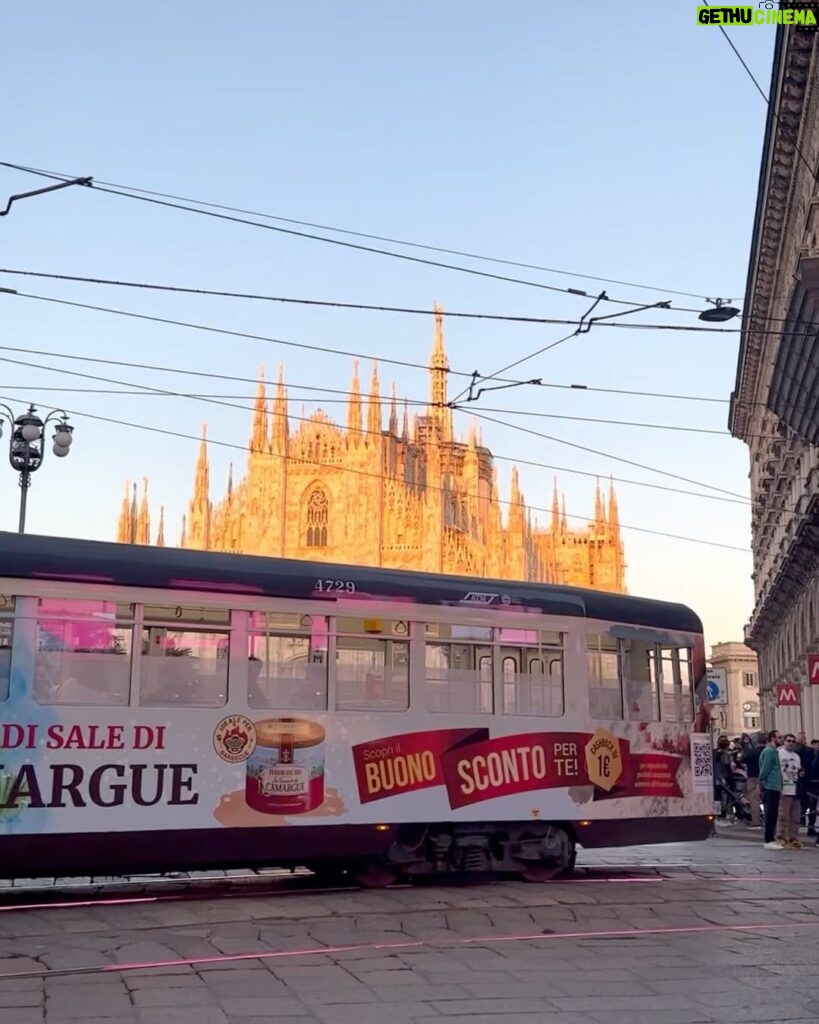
808, 654, 819, 684
705, 667, 728, 705
777, 683, 800, 706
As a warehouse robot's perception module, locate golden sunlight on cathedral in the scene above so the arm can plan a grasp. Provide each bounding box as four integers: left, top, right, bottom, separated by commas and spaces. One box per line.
116, 306, 626, 592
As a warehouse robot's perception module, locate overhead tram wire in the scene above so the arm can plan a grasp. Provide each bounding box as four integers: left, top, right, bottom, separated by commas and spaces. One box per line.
463, 409, 749, 501
7, 166, 809, 329
0, 268, 731, 329
4, 272, 813, 337
0, 386, 749, 554
0, 333, 729, 407
0, 352, 748, 509
0, 161, 730, 306
0, 289, 739, 404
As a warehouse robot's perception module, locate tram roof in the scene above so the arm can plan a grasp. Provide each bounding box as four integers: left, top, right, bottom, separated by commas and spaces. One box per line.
0, 532, 702, 633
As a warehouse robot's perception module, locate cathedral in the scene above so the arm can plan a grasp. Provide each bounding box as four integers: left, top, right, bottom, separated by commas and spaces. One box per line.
116, 306, 626, 592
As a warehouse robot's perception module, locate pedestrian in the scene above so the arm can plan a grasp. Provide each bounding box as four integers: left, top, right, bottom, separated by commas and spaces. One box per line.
806, 740, 819, 841
713, 735, 733, 819
777, 733, 803, 848
740, 731, 764, 828
758, 729, 783, 849
795, 732, 813, 830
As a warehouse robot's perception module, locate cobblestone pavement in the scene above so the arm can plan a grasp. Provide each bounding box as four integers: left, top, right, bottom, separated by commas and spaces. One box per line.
1, 830, 819, 1024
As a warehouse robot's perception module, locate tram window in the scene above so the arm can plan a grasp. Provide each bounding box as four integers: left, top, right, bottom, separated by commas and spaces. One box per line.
679, 648, 694, 721
623, 640, 659, 721
139, 604, 230, 707
335, 617, 408, 711
425, 639, 494, 714
34, 599, 133, 706
659, 647, 692, 723
587, 635, 624, 719
248, 612, 328, 710
500, 630, 564, 717
0, 596, 14, 703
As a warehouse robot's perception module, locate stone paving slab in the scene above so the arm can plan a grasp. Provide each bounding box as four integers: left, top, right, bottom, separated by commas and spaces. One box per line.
0, 837, 818, 1021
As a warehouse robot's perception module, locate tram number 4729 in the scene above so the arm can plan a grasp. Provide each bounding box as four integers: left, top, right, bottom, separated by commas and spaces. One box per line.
313, 579, 356, 593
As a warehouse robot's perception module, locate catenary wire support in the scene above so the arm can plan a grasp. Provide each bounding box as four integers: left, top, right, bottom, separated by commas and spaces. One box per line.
0, 176, 92, 217
453, 294, 672, 406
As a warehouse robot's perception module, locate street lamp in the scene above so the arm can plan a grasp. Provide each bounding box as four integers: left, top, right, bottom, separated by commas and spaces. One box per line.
0, 403, 75, 533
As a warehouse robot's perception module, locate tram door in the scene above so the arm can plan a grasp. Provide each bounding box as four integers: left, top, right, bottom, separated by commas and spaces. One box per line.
500, 647, 547, 715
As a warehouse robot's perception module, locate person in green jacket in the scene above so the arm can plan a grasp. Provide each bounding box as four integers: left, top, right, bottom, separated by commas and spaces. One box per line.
759, 730, 783, 848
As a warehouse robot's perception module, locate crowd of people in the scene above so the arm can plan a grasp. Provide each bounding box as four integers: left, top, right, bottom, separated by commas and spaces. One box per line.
713, 730, 819, 849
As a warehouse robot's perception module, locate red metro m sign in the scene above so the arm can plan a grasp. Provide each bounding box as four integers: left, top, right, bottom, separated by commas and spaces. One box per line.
808, 654, 819, 685
777, 684, 801, 707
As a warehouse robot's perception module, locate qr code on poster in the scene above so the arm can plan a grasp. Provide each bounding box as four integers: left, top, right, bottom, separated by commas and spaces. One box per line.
691, 735, 713, 791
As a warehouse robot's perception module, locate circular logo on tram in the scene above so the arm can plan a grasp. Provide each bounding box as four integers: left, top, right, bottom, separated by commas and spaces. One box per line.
213, 715, 257, 763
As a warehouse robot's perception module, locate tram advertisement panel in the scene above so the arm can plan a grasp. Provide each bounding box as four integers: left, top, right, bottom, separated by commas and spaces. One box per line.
0, 710, 711, 834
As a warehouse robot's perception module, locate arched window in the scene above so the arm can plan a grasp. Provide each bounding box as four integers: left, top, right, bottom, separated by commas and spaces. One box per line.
304, 487, 329, 547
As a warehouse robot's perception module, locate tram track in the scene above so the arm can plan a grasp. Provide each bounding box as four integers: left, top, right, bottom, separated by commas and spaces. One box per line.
0, 861, 817, 914
1, 918, 819, 983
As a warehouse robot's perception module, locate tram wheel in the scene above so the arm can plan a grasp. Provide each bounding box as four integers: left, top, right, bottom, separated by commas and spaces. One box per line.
354, 858, 398, 889
515, 826, 575, 882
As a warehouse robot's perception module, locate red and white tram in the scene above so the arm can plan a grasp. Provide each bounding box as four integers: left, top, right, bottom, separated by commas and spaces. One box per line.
0, 532, 714, 883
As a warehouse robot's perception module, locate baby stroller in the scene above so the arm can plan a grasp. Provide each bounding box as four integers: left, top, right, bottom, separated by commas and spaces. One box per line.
716, 769, 753, 823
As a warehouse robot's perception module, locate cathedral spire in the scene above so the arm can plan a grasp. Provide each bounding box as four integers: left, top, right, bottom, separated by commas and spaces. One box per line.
429, 302, 452, 441
251, 366, 267, 453
116, 479, 134, 544
608, 475, 619, 532
367, 361, 381, 439
156, 506, 165, 547
271, 364, 288, 452
136, 477, 150, 545
389, 382, 399, 435
551, 477, 560, 534
180, 513, 187, 548
402, 399, 410, 441
227, 463, 234, 501
347, 360, 362, 437
195, 425, 210, 506
561, 495, 568, 532
594, 478, 606, 531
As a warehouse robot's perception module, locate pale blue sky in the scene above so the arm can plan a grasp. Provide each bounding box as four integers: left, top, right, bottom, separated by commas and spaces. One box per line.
0, 2, 775, 645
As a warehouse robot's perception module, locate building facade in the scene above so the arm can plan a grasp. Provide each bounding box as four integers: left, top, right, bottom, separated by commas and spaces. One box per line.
729, 27, 819, 734
117, 306, 626, 591
708, 642, 760, 736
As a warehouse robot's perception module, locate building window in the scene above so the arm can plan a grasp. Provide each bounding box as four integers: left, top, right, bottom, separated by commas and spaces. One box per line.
305, 487, 329, 547
34, 598, 133, 706
139, 604, 229, 708
0, 595, 14, 702
248, 611, 328, 710
743, 671, 757, 689
743, 712, 759, 729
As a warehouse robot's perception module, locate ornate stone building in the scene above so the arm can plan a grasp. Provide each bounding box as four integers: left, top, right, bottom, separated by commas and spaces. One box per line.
117, 307, 626, 591
708, 643, 760, 737
729, 27, 819, 732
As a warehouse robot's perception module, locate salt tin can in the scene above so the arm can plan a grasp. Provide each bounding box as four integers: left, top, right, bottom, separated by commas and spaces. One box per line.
246, 718, 325, 814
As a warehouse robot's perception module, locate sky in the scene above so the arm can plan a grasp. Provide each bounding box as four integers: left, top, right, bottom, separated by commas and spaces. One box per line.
0, 1, 776, 648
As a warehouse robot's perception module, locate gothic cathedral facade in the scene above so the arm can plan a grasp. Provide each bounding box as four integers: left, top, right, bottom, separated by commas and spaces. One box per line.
116, 307, 626, 592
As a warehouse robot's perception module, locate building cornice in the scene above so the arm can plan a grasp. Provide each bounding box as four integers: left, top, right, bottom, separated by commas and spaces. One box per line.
730, 29, 816, 439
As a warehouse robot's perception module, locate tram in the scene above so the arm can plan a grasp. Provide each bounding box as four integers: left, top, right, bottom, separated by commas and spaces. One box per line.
0, 532, 714, 883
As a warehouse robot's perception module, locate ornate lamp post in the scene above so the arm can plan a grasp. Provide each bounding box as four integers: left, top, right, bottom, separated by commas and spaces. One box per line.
0, 403, 75, 533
